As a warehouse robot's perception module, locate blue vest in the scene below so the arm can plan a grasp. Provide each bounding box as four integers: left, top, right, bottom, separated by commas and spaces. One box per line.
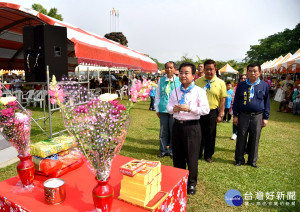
158, 76, 181, 113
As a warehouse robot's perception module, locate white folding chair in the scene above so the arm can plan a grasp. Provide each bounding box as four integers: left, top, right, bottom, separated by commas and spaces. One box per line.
94, 87, 102, 97
116, 85, 128, 100
22, 90, 35, 106
33, 90, 47, 108
12, 90, 23, 103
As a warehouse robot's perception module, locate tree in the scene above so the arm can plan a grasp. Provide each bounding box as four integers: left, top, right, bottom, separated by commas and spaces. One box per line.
244, 23, 300, 64
104, 32, 128, 47
48, 8, 63, 21
149, 57, 164, 70
32, 3, 63, 21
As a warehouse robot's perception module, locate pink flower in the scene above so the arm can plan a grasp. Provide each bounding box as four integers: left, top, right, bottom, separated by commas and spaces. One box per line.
1, 108, 14, 117
7, 100, 18, 110
48, 83, 65, 105
74, 105, 88, 114
116, 104, 126, 111
50, 98, 57, 104
87, 98, 100, 108
111, 109, 120, 115
131, 96, 137, 102
14, 112, 29, 125
57, 89, 65, 103
109, 100, 119, 107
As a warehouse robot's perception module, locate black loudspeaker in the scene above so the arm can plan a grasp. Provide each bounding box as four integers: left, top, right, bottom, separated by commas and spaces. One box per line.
23, 25, 68, 82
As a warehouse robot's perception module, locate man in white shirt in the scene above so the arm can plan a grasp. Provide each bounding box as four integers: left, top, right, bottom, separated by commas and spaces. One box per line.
167, 62, 209, 195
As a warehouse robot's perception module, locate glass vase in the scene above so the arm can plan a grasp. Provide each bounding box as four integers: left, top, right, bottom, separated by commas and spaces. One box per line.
17, 155, 34, 186
92, 177, 114, 212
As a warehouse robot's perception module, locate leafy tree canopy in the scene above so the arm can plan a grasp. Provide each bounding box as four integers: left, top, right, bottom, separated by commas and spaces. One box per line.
244, 23, 300, 64
104, 32, 128, 47
148, 54, 245, 74
32, 3, 63, 21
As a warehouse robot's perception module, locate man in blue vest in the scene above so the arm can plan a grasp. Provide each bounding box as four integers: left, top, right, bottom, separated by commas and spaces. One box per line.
155, 61, 181, 158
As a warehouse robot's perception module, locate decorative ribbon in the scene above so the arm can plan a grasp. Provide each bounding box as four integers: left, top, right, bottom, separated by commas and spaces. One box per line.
179, 82, 195, 104
245, 78, 260, 100
165, 80, 171, 94
204, 79, 214, 91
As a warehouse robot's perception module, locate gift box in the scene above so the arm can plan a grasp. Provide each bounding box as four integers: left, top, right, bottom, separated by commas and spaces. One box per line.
33, 148, 84, 177
144, 161, 161, 179
122, 167, 152, 186
119, 160, 163, 209
119, 159, 146, 176
30, 135, 76, 158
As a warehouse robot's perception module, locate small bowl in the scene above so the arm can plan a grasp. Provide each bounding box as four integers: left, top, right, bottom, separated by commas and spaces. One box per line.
43, 178, 66, 205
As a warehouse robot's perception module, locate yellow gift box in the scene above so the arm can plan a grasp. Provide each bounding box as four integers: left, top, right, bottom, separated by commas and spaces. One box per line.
120, 180, 152, 202
30, 136, 75, 158
144, 161, 161, 179
119, 192, 150, 207
122, 167, 153, 186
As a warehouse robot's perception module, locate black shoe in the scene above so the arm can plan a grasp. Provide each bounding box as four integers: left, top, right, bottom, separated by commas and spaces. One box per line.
157, 152, 168, 158
187, 185, 196, 195
234, 161, 245, 166
247, 163, 258, 168
169, 153, 173, 159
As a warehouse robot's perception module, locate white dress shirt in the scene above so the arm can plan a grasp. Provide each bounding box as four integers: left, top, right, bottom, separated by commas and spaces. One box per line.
167, 85, 210, 120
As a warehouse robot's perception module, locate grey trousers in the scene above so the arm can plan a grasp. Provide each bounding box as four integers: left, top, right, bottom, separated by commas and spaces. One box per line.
159, 113, 174, 154
235, 112, 263, 164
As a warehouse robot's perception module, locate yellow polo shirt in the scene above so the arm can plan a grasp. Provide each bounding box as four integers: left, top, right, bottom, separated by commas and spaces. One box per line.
195, 76, 227, 110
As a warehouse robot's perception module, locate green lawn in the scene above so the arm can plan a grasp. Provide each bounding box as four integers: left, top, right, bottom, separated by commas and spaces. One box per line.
0, 98, 299, 212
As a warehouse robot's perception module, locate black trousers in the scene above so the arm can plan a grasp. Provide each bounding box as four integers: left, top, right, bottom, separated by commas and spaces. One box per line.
172, 120, 201, 187
223, 108, 231, 121
235, 112, 263, 164
199, 109, 218, 159
149, 96, 155, 110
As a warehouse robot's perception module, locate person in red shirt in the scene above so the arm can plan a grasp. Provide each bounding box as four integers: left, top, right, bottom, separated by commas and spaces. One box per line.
194, 63, 204, 81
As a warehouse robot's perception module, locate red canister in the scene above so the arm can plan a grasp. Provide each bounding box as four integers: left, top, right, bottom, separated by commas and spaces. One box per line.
43, 178, 66, 204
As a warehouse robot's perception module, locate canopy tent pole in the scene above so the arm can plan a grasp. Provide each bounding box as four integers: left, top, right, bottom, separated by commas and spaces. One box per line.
87, 66, 90, 100
109, 68, 112, 93
47, 66, 52, 138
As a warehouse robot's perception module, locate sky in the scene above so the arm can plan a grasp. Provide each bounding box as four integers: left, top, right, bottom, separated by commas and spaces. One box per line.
4, 0, 300, 63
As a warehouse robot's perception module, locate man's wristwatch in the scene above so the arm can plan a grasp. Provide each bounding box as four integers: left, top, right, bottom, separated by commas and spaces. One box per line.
218, 114, 224, 118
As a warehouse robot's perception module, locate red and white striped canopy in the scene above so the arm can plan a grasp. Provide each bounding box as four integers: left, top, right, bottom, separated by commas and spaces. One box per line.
0, 2, 158, 72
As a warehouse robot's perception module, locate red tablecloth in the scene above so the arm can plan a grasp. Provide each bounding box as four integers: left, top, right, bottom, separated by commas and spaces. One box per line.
0, 155, 188, 212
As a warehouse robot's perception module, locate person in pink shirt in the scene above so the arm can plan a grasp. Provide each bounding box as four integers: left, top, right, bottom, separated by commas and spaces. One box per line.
167, 62, 209, 195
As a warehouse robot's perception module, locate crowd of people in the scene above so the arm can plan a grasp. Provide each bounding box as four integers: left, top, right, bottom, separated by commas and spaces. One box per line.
272, 74, 300, 115
2, 62, 298, 197
153, 60, 271, 195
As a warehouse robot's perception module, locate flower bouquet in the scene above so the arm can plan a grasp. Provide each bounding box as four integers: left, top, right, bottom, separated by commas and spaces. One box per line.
0, 83, 34, 187
130, 78, 157, 103
49, 76, 130, 211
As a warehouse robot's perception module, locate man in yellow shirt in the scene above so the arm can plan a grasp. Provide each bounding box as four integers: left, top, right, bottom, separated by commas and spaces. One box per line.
195, 59, 227, 163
